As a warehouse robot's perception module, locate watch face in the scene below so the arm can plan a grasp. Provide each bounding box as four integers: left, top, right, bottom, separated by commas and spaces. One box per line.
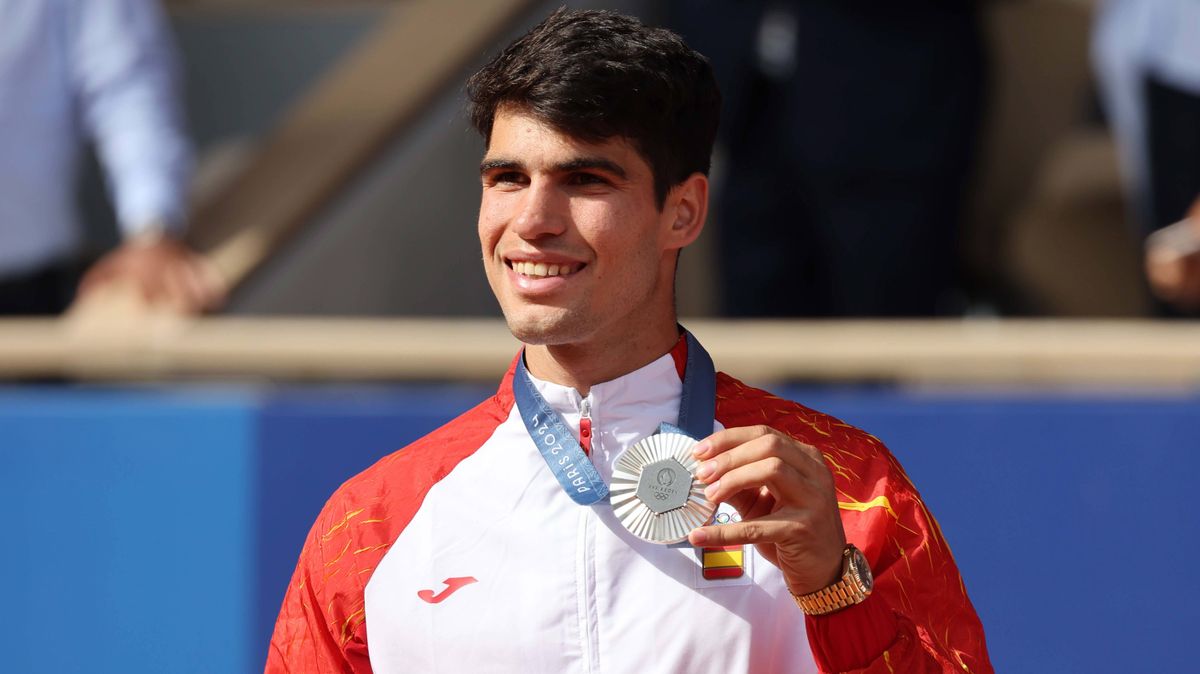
850, 548, 874, 593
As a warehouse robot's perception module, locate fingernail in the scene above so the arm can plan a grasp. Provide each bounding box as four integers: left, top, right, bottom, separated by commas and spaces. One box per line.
693, 441, 710, 457
703, 480, 719, 500
695, 461, 715, 480
690, 528, 708, 545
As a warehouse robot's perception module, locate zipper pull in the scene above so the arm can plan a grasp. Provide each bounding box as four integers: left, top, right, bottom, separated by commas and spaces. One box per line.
579, 398, 593, 456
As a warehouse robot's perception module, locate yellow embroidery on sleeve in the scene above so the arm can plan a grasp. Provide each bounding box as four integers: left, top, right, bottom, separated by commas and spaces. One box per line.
837, 494, 898, 519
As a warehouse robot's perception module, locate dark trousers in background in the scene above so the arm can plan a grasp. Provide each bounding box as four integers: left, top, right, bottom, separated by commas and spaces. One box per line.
1146, 75, 1200, 231
676, 2, 985, 317
1143, 75, 1200, 318
0, 260, 80, 316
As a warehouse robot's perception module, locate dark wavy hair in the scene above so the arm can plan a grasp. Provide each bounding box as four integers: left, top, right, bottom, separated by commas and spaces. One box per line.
466, 8, 721, 208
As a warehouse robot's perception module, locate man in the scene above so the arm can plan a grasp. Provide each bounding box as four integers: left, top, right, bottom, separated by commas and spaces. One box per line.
0, 0, 220, 315
267, 10, 991, 673
673, 0, 984, 318
1145, 198, 1200, 310
1093, 0, 1200, 314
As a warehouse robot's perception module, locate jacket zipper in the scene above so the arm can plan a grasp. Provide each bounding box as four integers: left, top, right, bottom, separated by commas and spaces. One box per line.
577, 394, 600, 672
579, 397, 593, 456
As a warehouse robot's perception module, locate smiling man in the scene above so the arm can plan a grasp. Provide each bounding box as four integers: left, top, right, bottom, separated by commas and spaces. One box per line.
266, 9, 991, 674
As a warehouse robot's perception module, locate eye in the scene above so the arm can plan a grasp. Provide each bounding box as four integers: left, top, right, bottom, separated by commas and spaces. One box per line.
485, 170, 527, 187
567, 172, 608, 186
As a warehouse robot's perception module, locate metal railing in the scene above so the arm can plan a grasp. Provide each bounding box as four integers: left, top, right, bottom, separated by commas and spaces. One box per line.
4, 317, 1199, 386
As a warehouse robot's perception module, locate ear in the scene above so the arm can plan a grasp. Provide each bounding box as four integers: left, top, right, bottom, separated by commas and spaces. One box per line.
663, 172, 709, 250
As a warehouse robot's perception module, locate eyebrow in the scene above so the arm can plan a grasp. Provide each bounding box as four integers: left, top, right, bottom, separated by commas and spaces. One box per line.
479, 156, 628, 180
557, 157, 628, 180
479, 158, 522, 175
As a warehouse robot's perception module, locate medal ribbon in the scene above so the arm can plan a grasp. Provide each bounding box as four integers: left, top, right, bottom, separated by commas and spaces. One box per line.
513, 329, 716, 506
661, 329, 716, 441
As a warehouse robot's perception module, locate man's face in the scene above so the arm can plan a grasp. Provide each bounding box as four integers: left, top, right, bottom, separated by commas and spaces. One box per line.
478, 108, 678, 348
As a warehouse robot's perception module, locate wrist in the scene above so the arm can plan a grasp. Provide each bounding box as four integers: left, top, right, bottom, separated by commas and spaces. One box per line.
791, 551, 847, 596
126, 218, 178, 247
791, 544, 873, 616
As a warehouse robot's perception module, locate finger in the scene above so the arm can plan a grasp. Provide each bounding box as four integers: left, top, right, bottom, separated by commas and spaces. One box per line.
695, 432, 818, 485
723, 485, 775, 522
128, 256, 167, 304
177, 259, 223, 314
1180, 258, 1200, 310
689, 514, 800, 548
77, 259, 118, 298
693, 424, 775, 459
191, 257, 227, 311
722, 489, 759, 518
175, 260, 210, 312
703, 455, 809, 505
152, 263, 192, 311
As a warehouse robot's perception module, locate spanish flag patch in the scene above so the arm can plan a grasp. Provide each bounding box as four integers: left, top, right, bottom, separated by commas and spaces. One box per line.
701, 545, 745, 580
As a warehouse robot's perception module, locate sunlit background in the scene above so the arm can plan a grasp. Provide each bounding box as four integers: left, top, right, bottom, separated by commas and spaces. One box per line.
2, 1, 1198, 672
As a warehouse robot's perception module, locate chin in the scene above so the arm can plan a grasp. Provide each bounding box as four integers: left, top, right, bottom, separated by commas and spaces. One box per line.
502, 305, 590, 346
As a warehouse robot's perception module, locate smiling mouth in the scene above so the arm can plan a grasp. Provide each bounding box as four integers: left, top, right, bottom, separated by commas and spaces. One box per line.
506, 259, 585, 278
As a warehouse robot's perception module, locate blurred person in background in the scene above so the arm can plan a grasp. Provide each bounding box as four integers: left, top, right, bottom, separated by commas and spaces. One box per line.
1145, 199, 1200, 311
670, 0, 986, 317
1093, 0, 1200, 313
0, 0, 221, 316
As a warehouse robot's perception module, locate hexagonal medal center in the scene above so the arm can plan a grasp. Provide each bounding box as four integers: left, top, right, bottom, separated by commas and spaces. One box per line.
636, 457, 693, 514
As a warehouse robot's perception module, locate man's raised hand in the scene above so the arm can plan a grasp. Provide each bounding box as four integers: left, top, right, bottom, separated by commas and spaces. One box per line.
688, 425, 846, 596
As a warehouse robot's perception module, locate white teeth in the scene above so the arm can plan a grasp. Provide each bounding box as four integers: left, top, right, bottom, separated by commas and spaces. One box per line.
511, 260, 578, 278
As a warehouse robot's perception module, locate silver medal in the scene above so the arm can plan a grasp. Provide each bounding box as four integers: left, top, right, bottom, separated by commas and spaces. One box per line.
610, 432, 716, 544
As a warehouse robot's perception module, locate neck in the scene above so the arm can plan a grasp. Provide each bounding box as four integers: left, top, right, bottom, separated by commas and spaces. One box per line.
524, 319, 679, 397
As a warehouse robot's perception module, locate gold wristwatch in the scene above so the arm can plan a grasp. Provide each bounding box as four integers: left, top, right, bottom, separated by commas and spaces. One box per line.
792, 544, 874, 616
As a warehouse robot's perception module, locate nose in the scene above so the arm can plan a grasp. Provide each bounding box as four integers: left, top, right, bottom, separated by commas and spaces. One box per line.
511, 180, 568, 239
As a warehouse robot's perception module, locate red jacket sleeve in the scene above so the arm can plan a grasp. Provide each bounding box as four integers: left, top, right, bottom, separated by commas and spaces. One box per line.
806, 434, 993, 673
715, 375, 992, 673
264, 492, 381, 674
